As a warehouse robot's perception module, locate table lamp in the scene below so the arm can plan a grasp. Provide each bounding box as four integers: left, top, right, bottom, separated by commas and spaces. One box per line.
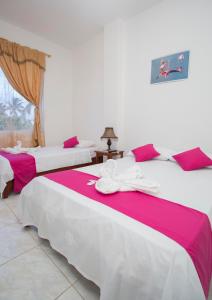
101, 127, 118, 152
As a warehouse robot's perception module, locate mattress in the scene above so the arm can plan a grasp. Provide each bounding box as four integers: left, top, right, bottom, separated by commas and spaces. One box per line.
0, 146, 96, 194
19, 157, 212, 300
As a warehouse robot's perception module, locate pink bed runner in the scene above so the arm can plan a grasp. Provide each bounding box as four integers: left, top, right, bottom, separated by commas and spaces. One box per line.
45, 169, 212, 298
0, 151, 36, 193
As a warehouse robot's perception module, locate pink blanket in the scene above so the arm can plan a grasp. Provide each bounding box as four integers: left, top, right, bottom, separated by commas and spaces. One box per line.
0, 151, 36, 193
45, 169, 212, 298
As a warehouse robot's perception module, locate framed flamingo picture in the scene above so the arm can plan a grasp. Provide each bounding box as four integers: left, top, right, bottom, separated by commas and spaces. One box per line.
150, 50, 190, 84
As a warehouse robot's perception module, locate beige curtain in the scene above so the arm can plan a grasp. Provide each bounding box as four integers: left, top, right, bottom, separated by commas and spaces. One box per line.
0, 37, 46, 146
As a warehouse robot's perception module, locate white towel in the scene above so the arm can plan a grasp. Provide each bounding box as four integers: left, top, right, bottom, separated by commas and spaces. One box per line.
95, 159, 160, 195
98, 159, 117, 178
3, 147, 26, 154
2, 140, 24, 154
2, 145, 41, 155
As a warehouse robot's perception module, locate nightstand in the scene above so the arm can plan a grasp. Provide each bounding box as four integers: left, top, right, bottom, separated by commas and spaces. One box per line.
95, 150, 124, 164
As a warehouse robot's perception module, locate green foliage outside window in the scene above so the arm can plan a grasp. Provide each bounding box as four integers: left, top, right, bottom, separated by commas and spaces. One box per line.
0, 69, 34, 131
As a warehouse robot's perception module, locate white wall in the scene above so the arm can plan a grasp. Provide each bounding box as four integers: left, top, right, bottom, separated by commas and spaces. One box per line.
72, 32, 104, 143
71, 25, 125, 150
104, 20, 126, 148
72, 0, 212, 152
0, 19, 73, 146
124, 0, 212, 152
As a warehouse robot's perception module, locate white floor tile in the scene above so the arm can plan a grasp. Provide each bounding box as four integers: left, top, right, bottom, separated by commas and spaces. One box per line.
75, 276, 100, 300
0, 201, 17, 229
4, 193, 21, 219
57, 287, 83, 300
0, 247, 70, 300
0, 223, 37, 265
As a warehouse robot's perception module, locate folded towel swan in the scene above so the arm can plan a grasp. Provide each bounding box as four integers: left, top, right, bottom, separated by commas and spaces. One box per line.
95, 159, 160, 195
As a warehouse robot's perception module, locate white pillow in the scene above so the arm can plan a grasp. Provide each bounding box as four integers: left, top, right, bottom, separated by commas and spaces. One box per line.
125, 150, 134, 157
76, 140, 95, 148
156, 146, 176, 161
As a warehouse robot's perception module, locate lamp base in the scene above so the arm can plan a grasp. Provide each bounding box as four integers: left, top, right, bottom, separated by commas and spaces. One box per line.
107, 138, 112, 152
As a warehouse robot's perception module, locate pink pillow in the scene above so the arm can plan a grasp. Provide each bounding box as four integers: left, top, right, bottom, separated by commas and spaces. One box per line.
132, 144, 160, 162
172, 147, 212, 171
63, 136, 79, 148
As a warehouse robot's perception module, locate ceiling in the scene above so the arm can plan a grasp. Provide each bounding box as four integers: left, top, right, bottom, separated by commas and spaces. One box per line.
0, 0, 161, 49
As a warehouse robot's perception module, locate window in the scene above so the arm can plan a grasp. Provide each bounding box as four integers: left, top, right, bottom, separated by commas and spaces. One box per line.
0, 68, 35, 132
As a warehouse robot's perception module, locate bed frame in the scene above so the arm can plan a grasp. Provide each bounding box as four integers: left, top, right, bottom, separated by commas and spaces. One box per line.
2, 157, 97, 199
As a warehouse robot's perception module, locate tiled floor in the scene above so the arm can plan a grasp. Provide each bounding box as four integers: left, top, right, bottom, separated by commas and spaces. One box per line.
0, 194, 212, 300
0, 194, 100, 300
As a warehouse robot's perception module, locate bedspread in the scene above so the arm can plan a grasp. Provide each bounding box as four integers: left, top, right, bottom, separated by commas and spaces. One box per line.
0, 151, 36, 193
45, 169, 212, 298
19, 158, 212, 300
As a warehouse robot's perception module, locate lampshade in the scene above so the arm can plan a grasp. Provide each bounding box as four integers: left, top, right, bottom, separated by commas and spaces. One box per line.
101, 127, 118, 139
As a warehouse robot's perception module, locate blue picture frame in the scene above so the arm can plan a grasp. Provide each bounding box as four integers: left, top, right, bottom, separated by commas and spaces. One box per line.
150, 51, 190, 84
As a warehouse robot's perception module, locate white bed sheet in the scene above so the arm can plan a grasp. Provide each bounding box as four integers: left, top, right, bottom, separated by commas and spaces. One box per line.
19, 157, 212, 300
0, 146, 96, 194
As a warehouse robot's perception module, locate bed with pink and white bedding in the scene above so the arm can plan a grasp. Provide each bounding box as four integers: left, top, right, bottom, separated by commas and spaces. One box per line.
19, 156, 212, 300
0, 145, 97, 197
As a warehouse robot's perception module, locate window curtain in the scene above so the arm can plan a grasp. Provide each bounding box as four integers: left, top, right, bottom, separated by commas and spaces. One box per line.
0, 37, 46, 146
